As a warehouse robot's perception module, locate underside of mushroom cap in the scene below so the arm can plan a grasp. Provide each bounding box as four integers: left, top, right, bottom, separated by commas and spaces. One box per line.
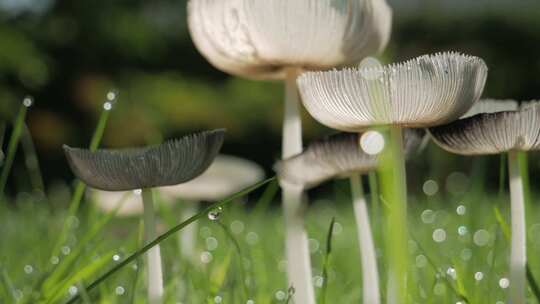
275, 128, 425, 189
462, 99, 519, 118
429, 102, 540, 155
188, 0, 392, 80
298, 52, 488, 131
64, 129, 226, 191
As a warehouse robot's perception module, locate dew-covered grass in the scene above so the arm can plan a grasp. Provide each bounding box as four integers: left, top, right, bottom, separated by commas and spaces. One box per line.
2, 178, 540, 304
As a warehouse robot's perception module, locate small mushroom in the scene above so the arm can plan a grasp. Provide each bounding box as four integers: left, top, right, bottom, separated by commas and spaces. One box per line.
297, 52, 488, 300
275, 128, 424, 304
64, 129, 225, 304
429, 100, 540, 304
88, 189, 173, 218
188, 2, 393, 301
159, 155, 265, 260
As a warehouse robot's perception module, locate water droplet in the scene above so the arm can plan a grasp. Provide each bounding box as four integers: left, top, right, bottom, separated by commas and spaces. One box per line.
458, 226, 468, 236
360, 131, 385, 155
115, 286, 125, 295
275, 290, 286, 301
473, 229, 490, 247
474, 272, 484, 281
230, 220, 244, 234
446, 267, 457, 280
308, 238, 320, 254
106, 90, 118, 101
288, 286, 296, 296
432, 229, 447, 243
460, 248, 472, 261
206, 237, 218, 251
208, 207, 223, 221
313, 275, 324, 288
14, 289, 23, 300
68, 286, 78, 296
103, 102, 112, 111
358, 57, 384, 79
23, 96, 34, 107
214, 295, 222, 303
246, 300, 254, 304
421, 209, 435, 224
50, 256, 60, 264
499, 277, 510, 289
415, 255, 427, 268
423, 180, 439, 196
433, 282, 446, 295
200, 251, 213, 264
24, 265, 33, 274
456, 205, 466, 215
61, 246, 71, 255
246, 232, 259, 245
113, 254, 121, 262
332, 222, 343, 235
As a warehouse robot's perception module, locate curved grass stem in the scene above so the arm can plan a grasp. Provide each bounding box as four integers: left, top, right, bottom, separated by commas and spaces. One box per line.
508, 151, 526, 304
350, 173, 380, 304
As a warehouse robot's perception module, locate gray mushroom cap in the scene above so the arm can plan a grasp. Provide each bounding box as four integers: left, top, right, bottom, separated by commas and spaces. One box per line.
275, 128, 425, 189
429, 101, 540, 155
64, 129, 225, 191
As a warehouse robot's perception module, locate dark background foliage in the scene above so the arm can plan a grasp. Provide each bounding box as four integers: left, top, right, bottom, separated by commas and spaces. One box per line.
1, 0, 540, 197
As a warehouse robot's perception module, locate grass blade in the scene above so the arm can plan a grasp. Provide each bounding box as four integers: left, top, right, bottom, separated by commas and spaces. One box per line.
0, 98, 31, 201
216, 220, 249, 299
21, 123, 45, 193
50, 97, 113, 260
319, 217, 336, 304
64, 177, 274, 304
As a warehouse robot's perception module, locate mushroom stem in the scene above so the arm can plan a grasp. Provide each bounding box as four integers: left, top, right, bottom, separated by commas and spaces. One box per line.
281, 68, 315, 304
179, 202, 198, 261
142, 188, 164, 304
350, 173, 380, 304
378, 126, 408, 304
508, 151, 527, 304
282, 183, 315, 304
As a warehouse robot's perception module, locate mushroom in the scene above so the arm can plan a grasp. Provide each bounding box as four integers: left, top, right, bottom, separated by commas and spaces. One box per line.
297, 52, 488, 301
89, 189, 173, 218
429, 100, 540, 304
187, 2, 392, 301
63, 129, 225, 304
275, 128, 424, 304
159, 155, 265, 260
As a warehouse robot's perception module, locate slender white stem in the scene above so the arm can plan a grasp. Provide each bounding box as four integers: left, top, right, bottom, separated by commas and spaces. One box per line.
282, 183, 315, 304
350, 173, 380, 304
281, 68, 315, 304
508, 151, 527, 304
178, 202, 199, 261
142, 188, 164, 304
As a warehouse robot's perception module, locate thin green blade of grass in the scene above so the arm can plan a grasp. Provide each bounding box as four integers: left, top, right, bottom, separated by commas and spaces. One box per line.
21, 124, 45, 193
493, 206, 540, 301
319, 217, 336, 304
252, 179, 279, 216
76, 282, 92, 304
42, 197, 125, 292
0, 265, 18, 303
0, 99, 31, 201
49, 104, 112, 261
216, 220, 249, 300
64, 177, 274, 304
45, 250, 116, 304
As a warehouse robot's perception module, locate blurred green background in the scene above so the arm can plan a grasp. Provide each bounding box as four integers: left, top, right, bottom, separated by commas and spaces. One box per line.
1, 0, 540, 197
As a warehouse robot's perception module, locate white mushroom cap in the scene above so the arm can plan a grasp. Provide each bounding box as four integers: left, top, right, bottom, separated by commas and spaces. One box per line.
188, 0, 392, 79
462, 99, 518, 118
429, 100, 540, 155
159, 155, 265, 201
275, 128, 425, 189
297, 52, 488, 131
90, 190, 146, 217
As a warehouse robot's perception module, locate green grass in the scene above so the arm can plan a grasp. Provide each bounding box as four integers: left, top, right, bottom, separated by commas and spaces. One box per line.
1, 179, 540, 303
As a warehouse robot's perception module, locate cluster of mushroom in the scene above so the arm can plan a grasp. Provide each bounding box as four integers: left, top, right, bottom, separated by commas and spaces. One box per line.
188, 0, 538, 303
60, 0, 540, 303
